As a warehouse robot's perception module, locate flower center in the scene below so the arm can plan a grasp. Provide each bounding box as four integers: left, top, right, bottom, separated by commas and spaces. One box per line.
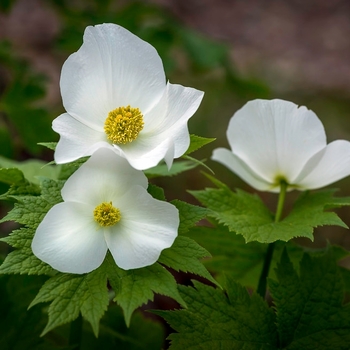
93, 202, 121, 227
104, 105, 144, 144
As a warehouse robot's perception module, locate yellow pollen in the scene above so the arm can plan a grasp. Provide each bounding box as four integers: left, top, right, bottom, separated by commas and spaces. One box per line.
93, 202, 121, 227
104, 105, 144, 144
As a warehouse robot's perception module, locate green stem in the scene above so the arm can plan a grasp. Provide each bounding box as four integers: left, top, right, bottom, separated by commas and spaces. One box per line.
274, 181, 288, 223
69, 313, 82, 349
256, 181, 288, 298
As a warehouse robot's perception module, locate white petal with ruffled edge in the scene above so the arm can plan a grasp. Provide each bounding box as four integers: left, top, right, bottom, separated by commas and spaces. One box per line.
212, 147, 273, 191
60, 24, 166, 129
210, 99, 350, 192
32, 202, 108, 274
110, 82, 204, 170
295, 140, 350, 189
53, 113, 112, 164
32, 148, 179, 273
105, 186, 179, 270
225, 99, 326, 184
53, 24, 204, 170
61, 148, 148, 205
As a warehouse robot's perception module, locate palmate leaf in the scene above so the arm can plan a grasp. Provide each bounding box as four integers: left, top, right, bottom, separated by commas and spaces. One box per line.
191, 183, 350, 243
158, 249, 350, 350
156, 278, 278, 349
1, 175, 214, 334
269, 249, 350, 349
27, 252, 185, 337
0, 178, 63, 275
106, 256, 186, 327
29, 267, 110, 337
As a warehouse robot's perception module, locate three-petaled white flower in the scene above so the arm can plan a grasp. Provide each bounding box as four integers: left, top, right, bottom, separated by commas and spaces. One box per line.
53, 23, 204, 170
212, 99, 350, 192
32, 148, 179, 273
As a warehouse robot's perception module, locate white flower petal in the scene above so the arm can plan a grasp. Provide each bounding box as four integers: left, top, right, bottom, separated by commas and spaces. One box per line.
32, 202, 108, 274
53, 113, 112, 164
212, 148, 274, 191
105, 186, 179, 269
62, 148, 148, 205
226, 99, 327, 184
60, 23, 166, 129
295, 140, 350, 189
114, 82, 203, 170
143, 82, 204, 135
115, 134, 172, 170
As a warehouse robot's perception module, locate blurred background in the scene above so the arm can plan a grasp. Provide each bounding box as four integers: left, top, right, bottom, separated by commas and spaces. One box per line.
1, 0, 350, 346
1, 0, 350, 242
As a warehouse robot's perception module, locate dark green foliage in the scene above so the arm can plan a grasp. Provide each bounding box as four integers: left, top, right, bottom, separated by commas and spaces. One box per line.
157, 278, 278, 349
159, 250, 350, 350
191, 184, 350, 243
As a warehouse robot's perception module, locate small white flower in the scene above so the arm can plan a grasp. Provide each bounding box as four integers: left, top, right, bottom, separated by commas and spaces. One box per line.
32, 148, 179, 273
53, 23, 204, 170
212, 99, 350, 192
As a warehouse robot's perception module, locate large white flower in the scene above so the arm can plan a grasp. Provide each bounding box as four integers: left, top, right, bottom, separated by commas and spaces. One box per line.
32, 148, 179, 273
212, 99, 350, 192
53, 23, 204, 170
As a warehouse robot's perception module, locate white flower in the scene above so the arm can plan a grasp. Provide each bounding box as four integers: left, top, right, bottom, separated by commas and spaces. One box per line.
32, 148, 179, 273
212, 99, 350, 192
53, 23, 204, 170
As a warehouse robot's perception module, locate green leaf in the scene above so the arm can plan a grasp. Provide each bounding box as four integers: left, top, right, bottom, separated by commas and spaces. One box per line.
171, 199, 208, 234
29, 266, 109, 337
191, 186, 349, 243
147, 183, 166, 201
187, 224, 266, 286
0, 155, 61, 184
0, 168, 25, 185
156, 278, 278, 349
157, 200, 216, 285
38, 142, 57, 151
187, 224, 307, 288
111, 261, 186, 327
269, 249, 350, 349
159, 236, 217, 286
184, 134, 216, 155
39, 178, 64, 205
0, 195, 52, 227
190, 186, 273, 242
0, 228, 54, 275
144, 160, 197, 178
0, 168, 41, 199
182, 155, 214, 174
0, 178, 63, 275
57, 156, 89, 180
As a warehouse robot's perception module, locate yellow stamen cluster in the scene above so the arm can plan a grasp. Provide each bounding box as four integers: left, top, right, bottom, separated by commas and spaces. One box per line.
93, 202, 121, 227
104, 105, 144, 144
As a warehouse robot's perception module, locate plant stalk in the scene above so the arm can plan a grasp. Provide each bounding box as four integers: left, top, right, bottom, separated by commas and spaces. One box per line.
256, 181, 288, 298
